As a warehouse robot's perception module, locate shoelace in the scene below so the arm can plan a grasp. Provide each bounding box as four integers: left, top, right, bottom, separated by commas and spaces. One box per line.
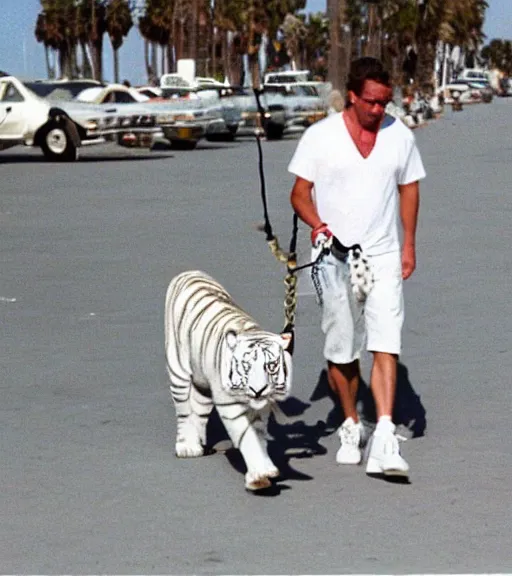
379, 431, 408, 455
339, 423, 361, 446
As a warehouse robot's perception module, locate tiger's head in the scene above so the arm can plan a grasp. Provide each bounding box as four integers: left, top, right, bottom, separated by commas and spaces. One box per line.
223, 330, 293, 410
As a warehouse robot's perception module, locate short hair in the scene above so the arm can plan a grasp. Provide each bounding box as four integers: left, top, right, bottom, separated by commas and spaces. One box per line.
346, 57, 391, 97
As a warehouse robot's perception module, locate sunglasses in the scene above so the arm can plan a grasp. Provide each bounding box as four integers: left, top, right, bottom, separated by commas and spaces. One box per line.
357, 96, 391, 109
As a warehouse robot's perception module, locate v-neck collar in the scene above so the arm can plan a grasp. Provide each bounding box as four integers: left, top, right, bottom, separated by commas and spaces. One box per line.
341, 111, 379, 160
340, 111, 395, 161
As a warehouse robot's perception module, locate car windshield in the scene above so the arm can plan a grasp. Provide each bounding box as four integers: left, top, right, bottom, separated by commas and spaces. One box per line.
24, 81, 104, 100
75, 87, 105, 102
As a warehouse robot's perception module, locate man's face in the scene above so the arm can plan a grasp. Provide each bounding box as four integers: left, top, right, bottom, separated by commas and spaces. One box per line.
349, 79, 393, 131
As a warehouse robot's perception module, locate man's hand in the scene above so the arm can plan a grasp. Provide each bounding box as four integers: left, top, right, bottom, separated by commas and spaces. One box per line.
402, 243, 416, 279
311, 222, 332, 247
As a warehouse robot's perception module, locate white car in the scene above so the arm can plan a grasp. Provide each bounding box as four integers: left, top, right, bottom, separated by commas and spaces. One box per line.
0, 76, 163, 161
75, 84, 150, 104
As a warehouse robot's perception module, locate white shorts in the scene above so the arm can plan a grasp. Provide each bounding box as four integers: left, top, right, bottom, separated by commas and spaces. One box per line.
312, 250, 404, 364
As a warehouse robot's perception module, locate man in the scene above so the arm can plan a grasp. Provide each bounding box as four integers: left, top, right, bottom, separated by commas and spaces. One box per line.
288, 57, 426, 478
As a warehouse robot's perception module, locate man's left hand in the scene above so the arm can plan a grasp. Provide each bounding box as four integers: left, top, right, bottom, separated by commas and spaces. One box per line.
402, 244, 416, 279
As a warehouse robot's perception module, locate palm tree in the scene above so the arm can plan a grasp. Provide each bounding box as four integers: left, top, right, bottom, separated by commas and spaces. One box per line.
380, 0, 418, 87
214, 0, 248, 83
75, 0, 108, 81
188, 0, 199, 60
35, 11, 57, 78
282, 13, 307, 70
303, 12, 329, 75
139, 0, 171, 81
260, 0, 306, 41
440, 0, 488, 69
35, 0, 79, 79
327, 0, 350, 90
481, 38, 512, 75
105, 0, 133, 83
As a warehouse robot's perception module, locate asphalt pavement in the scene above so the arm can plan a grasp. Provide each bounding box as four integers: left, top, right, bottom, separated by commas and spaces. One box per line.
1, 101, 512, 574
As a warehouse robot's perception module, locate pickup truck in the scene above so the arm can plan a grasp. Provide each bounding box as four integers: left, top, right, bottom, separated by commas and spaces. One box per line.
0, 75, 163, 161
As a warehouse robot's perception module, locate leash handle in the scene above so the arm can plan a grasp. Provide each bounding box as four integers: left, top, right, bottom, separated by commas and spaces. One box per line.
253, 88, 274, 242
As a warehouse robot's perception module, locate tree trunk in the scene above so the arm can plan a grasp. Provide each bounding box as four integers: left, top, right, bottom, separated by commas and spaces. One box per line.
81, 42, 93, 78
212, 28, 217, 78
113, 47, 120, 83
416, 41, 436, 89
151, 41, 158, 80
90, 38, 103, 82
44, 46, 53, 79
167, 43, 173, 74
189, 0, 198, 61
328, 0, 349, 92
222, 31, 229, 83
58, 46, 69, 79
179, 20, 186, 62
171, 10, 177, 70
72, 44, 79, 78
161, 45, 166, 77
144, 39, 151, 79
365, 4, 381, 59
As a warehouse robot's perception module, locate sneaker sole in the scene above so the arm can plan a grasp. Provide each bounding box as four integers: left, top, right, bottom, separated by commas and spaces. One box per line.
337, 456, 362, 465
366, 457, 409, 477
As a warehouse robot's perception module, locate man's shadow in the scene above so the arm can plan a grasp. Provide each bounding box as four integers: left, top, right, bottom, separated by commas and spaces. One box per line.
311, 362, 427, 440
204, 361, 425, 493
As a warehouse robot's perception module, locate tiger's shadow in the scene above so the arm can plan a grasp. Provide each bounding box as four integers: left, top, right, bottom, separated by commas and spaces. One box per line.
206, 396, 325, 495
206, 362, 426, 495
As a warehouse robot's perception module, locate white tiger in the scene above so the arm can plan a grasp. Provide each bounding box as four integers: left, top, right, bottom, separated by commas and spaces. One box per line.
165, 270, 293, 491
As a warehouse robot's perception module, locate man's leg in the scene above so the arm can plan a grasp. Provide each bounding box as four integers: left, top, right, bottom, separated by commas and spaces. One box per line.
369, 351, 397, 419
328, 360, 364, 464
365, 253, 409, 477
318, 254, 365, 465
366, 352, 408, 476
328, 360, 360, 422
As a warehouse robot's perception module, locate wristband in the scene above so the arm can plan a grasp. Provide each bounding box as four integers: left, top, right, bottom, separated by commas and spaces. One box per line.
311, 223, 332, 245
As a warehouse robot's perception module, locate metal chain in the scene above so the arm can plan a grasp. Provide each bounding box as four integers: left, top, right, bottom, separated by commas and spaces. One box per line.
268, 237, 291, 265
267, 239, 331, 331
283, 264, 298, 329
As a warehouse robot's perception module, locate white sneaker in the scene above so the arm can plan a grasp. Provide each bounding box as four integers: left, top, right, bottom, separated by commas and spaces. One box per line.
366, 427, 410, 478
336, 417, 363, 465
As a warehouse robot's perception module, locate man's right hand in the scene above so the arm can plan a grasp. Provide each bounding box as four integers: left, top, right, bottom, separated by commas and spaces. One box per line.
311, 223, 332, 247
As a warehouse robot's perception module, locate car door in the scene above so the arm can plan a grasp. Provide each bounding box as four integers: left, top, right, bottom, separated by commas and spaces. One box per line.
0, 81, 27, 139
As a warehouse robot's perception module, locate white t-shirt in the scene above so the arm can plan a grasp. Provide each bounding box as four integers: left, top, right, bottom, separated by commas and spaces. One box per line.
288, 112, 426, 256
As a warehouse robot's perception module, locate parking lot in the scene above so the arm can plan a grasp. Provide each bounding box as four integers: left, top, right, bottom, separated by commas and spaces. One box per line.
1, 101, 512, 573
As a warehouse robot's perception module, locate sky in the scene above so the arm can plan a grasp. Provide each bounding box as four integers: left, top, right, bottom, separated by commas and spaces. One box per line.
1, 0, 511, 83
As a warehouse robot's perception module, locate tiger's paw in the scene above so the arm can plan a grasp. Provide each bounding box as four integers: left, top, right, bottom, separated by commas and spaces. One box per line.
175, 441, 204, 458
245, 466, 280, 491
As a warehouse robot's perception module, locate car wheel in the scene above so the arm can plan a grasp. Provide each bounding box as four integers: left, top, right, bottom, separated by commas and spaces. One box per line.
40, 121, 78, 162
205, 132, 235, 143
265, 123, 284, 140
170, 139, 198, 150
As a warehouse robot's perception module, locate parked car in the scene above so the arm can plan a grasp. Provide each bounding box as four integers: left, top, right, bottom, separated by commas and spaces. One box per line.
263, 83, 328, 130
155, 74, 235, 146
222, 86, 287, 140
442, 79, 493, 104
75, 83, 150, 104
456, 68, 490, 83
23, 78, 105, 100
0, 75, 162, 161
77, 82, 222, 150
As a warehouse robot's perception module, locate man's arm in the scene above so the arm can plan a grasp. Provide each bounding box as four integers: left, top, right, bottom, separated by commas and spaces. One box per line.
398, 181, 420, 280
290, 176, 322, 230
